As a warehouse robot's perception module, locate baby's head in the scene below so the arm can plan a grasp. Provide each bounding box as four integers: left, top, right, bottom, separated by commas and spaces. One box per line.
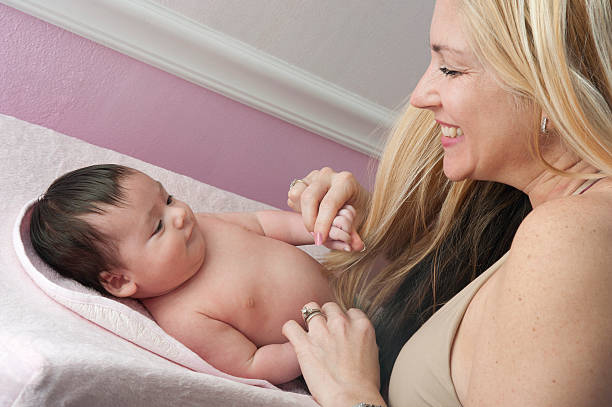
30, 164, 205, 299
30, 164, 134, 295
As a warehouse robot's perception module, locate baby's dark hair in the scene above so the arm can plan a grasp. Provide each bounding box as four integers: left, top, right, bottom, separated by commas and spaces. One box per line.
29, 164, 136, 294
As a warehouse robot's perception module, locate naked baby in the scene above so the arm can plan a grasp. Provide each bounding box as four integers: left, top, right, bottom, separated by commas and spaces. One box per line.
30, 164, 364, 384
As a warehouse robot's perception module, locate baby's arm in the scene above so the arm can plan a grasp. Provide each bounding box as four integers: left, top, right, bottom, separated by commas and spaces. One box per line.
160, 311, 300, 384
213, 205, 364, 251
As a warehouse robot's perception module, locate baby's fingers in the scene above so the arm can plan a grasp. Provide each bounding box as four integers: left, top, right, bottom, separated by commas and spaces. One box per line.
349, 229, 365, 252
326, 226, 352, 251
339, 205, 356, 220
324, 240, 352, 252
332, 214, 352, 233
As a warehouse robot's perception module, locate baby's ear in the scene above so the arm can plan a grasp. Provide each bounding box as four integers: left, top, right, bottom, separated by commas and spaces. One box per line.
99, 270, 137, 297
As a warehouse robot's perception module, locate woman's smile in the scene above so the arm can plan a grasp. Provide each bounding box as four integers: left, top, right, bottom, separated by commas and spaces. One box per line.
437, 121, 464, 148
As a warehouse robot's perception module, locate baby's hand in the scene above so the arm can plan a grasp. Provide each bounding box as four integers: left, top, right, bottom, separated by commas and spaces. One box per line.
320, 205, 365, 252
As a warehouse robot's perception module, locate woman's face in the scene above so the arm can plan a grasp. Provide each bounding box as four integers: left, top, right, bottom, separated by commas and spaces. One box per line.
410, 0, 535, 185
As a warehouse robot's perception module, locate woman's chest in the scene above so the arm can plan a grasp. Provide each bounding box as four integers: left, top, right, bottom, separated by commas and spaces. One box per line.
450, 263, 507, 403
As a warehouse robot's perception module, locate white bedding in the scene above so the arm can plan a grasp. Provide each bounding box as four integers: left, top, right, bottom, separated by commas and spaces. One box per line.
0, 114, 318, 406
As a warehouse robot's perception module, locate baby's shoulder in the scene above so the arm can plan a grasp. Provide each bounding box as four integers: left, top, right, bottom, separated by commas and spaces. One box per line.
196, 212, 255, 233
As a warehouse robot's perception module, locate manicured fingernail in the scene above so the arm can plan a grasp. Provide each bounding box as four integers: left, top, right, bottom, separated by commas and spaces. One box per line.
344, 245, 351, 252
315, 232, 323, 246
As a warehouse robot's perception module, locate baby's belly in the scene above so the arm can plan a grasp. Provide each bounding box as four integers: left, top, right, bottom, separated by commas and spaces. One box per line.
219, 246, 333, 346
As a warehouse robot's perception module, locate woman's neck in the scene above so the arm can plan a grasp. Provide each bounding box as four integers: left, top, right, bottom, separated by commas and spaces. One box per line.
521, 152, 600, 207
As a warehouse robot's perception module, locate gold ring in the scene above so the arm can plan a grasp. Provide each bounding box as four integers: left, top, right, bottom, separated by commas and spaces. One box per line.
290, 179, 309, 189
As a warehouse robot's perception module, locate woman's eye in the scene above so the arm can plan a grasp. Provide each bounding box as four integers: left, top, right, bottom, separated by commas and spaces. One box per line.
440, 67, 461, 77
153, 220, 163, 236
166, 195, 174, 205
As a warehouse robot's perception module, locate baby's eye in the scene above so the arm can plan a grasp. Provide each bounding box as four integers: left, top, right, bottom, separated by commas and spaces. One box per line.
153, 220, 163, 236
440, 67, 461, 77
166, 195, 174, 205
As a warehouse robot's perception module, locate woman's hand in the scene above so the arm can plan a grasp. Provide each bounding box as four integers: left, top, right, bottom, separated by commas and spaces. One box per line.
282, 302, 386, 407
287, 167, 369, 251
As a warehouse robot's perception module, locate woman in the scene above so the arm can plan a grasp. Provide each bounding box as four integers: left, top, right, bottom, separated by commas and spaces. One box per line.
282, 0, 612, 406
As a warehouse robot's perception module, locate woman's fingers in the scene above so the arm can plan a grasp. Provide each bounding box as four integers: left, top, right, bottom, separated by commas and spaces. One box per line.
281, 319, 308, 345
320, 302, 346, 320
283, 301, 383, 407
287, 180, 308, 212
313, 172, 360, 242
287, 168, 364, 246
300, 180, 333, 237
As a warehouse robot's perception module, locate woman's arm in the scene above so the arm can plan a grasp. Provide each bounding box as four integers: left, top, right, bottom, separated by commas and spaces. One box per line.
463, 196, 612, 406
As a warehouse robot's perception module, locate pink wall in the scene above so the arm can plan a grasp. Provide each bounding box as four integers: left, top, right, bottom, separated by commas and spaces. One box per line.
0, 4, 374, 209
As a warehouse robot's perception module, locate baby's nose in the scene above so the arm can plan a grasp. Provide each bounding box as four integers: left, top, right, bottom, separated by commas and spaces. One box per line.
173, 207, 187, 229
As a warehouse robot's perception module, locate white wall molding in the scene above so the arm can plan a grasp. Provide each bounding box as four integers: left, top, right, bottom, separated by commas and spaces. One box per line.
2, 0, 393, 156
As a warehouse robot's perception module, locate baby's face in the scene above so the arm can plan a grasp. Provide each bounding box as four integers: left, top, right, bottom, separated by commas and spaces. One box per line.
92, 171, 206, 298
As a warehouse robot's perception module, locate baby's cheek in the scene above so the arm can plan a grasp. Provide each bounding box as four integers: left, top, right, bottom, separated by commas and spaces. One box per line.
158, 243, 183, 266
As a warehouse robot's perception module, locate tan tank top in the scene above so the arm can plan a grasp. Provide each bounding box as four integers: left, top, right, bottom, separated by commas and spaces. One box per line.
387, 178, 600, 406
388, 252, 508, 406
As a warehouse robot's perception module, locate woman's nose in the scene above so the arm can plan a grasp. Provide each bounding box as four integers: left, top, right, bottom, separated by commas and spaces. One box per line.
409, 64, 440, 109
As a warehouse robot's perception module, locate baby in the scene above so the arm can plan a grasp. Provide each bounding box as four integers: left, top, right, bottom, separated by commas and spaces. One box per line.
30, 164, 363, 384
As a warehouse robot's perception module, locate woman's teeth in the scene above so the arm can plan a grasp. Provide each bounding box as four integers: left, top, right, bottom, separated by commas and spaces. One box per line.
441, 125, 463, 138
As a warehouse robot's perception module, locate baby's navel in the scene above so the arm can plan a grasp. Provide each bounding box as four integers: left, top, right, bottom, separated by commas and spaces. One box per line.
244, 297, 256, 309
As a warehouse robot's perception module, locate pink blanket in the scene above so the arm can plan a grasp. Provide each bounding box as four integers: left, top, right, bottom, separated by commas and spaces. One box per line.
1, 113, 317, 406
14, 199, 275, 387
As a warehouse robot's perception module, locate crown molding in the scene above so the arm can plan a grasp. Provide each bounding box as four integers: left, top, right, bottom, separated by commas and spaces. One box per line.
2, 0, 392, 156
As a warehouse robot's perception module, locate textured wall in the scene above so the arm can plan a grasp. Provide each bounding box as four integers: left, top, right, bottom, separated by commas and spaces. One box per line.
0, 4, 374, 209
152, 0, 433, 109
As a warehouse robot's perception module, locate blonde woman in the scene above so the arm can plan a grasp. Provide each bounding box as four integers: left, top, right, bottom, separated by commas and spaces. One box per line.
282, 0, 612, 406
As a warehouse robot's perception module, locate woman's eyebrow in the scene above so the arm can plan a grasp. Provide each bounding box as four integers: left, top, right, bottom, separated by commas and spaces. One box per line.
431, 42, 466, 57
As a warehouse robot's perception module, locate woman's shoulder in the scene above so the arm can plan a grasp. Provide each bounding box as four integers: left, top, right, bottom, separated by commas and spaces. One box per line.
461, 183, 612, 405
496, 179, 612, 343
512, 180, 612, 262
506, 180, 612, 282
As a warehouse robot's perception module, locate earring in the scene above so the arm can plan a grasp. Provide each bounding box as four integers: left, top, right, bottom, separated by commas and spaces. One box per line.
540, 117, 548, 134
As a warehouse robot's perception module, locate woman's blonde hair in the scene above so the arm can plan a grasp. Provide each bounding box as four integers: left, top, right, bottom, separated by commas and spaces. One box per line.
325, 0, 612, 390
463, 0, 612, 176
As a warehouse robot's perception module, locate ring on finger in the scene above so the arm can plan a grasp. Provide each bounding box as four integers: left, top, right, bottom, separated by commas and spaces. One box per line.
290, 179, 309, 189
301, 305, 326, 325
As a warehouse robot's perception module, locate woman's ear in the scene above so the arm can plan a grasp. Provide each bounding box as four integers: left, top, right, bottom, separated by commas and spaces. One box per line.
99, 270, 137, 297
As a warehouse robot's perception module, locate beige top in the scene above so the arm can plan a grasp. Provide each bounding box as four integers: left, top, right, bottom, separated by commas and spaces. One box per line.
388, 252, 508, 406
387, 178, 599, 406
